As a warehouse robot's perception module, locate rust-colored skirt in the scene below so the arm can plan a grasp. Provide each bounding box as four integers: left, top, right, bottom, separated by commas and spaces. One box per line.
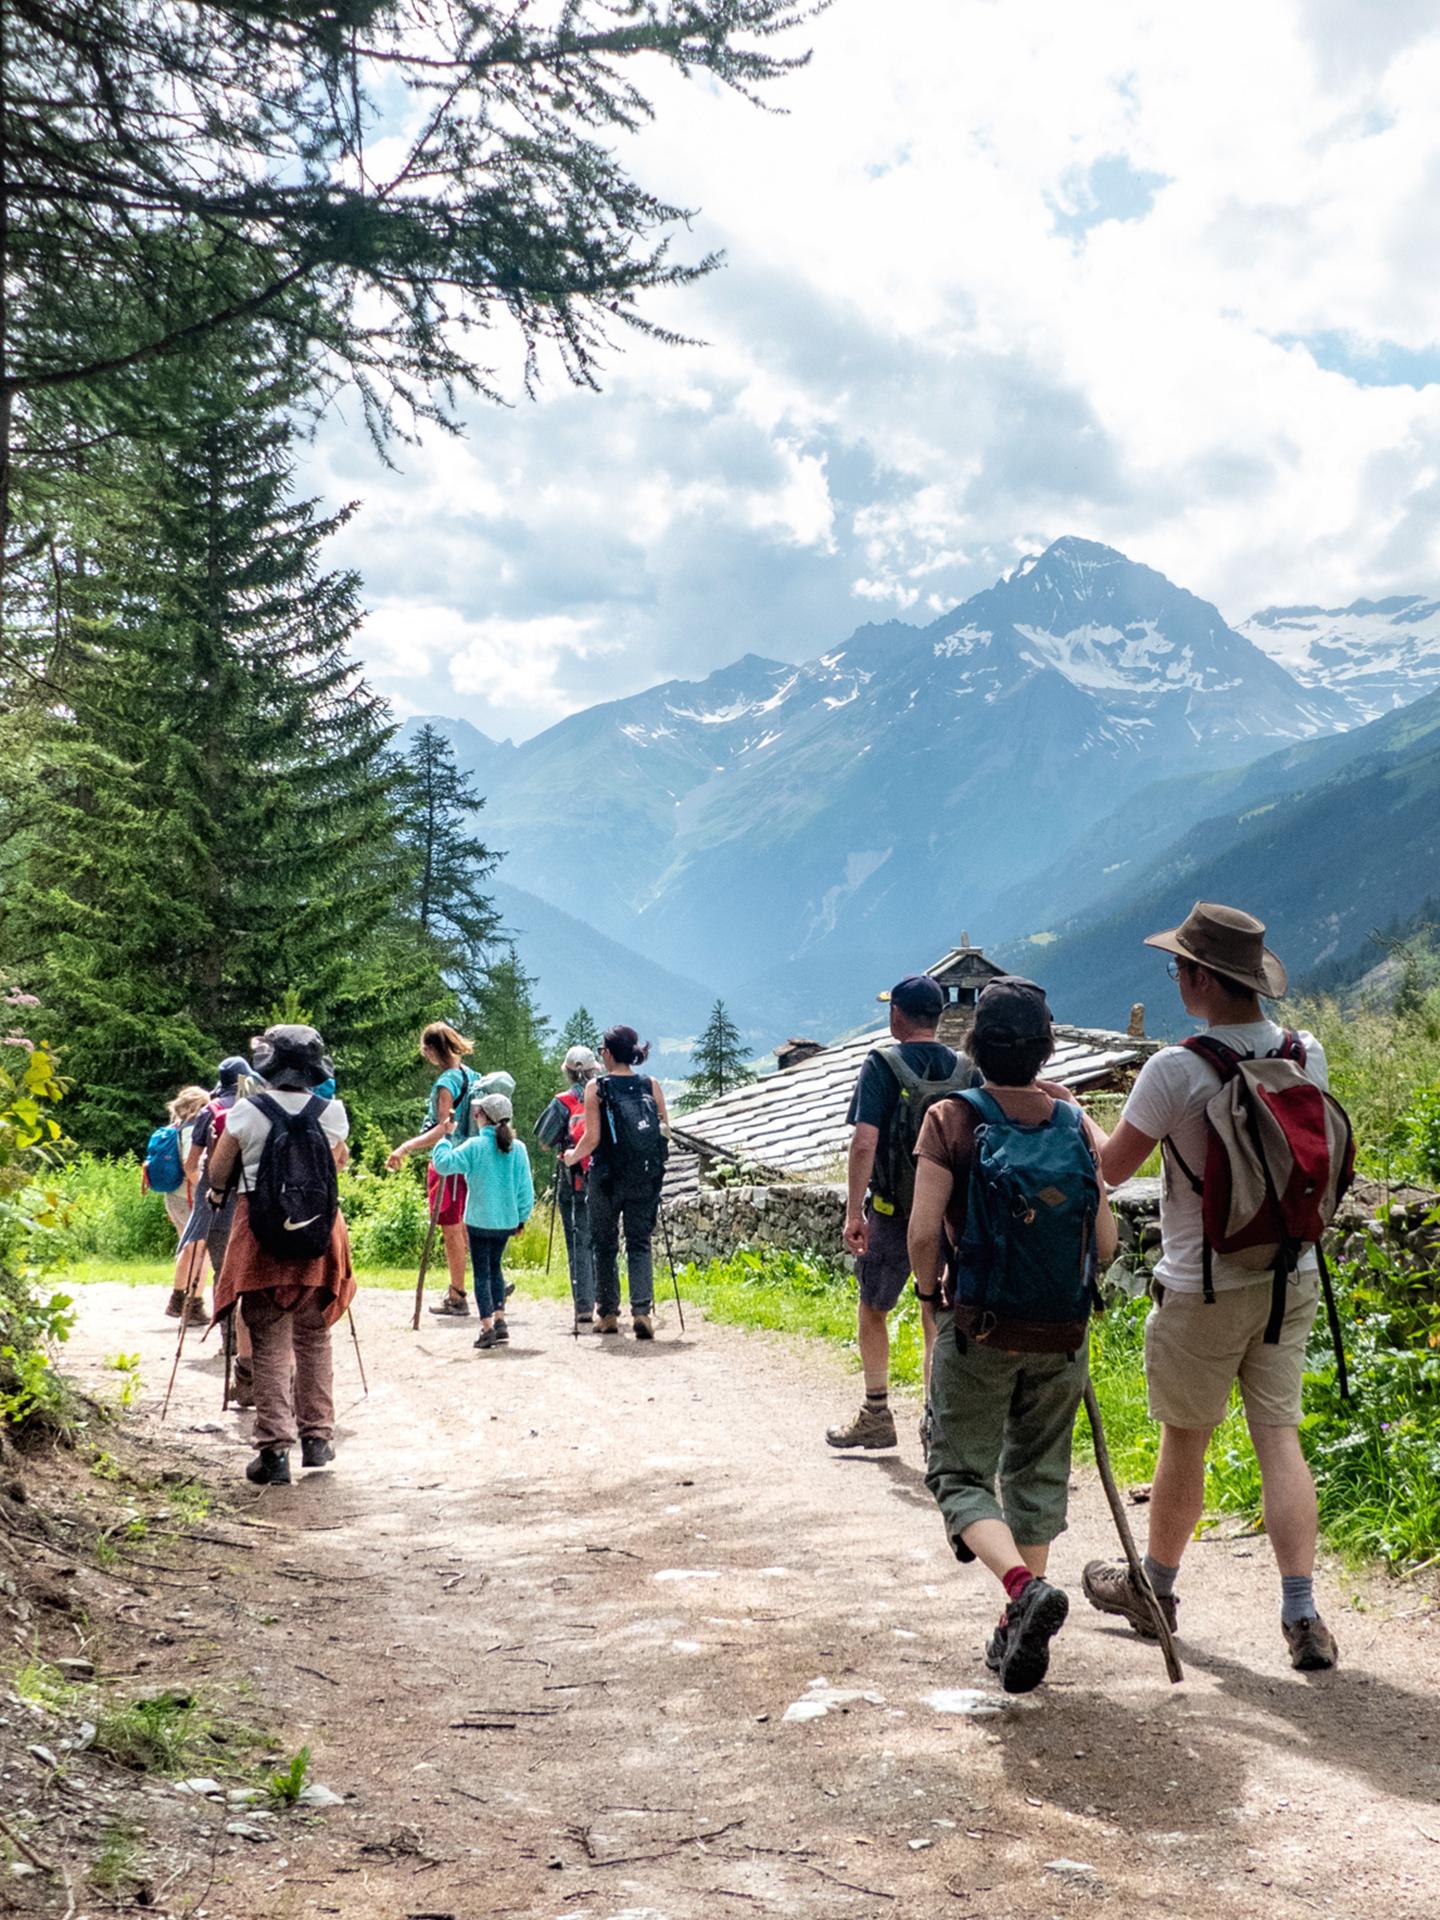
213, 1197, 356, 1329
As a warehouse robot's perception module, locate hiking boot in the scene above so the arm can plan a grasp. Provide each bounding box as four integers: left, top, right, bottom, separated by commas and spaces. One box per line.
633, 1313, 656, 1341
165, 1288, 186, 1319
1081, 1560, 1178, 1640
430, 1290, 471, 1317
182, 1294, 209, 1327
245, 1448, 291, 1487
1283, 1615, 1339, 1672
597, 1314, 621, 1335
505, 1280, 516, 1300
300, 1437, 335, 1470
825, 1402, 898, 1450
575, 1313, 596, 1332
473, 1327, 498, 1350
230, 1360, 255, 1410
491, 1317, 510, 1345
986, 1577, 1069, 1694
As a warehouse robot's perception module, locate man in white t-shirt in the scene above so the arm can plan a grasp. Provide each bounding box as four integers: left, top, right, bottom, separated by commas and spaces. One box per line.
1082, 902, 1339, 1673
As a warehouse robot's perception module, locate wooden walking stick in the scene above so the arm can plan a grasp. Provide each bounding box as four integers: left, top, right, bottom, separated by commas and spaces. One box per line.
347, 1309, 369, 1396
411, 1176, 447, 1331
1083, 1380, 1183, 1684
160, 1237, 208, 1423
221, 1310, 234, 1413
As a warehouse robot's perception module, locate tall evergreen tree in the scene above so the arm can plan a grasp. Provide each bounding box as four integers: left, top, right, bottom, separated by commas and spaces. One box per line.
470, 948, 554, 1139
559, 1007, 603, 1054
0, 337, 437, 1146
680, 1000, 754, 1112
396, 724, 501, 1000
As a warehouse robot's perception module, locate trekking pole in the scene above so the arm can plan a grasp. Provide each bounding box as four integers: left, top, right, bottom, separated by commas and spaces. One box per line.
160, 1238, 207, 1423
410, 1176, 446, 1332
544, 1165, 559, 1274
347, 1309, 369, 1396
1082, 1380, 1183, 1685
221, 1311, 234, 1414
657, 1200, 686, 1335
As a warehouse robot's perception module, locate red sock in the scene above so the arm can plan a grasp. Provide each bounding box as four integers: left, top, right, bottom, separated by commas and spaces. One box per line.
1002, 1565, 1034, 1603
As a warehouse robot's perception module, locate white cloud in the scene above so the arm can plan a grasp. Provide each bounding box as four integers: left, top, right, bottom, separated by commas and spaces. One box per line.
308, 0, 1440, 734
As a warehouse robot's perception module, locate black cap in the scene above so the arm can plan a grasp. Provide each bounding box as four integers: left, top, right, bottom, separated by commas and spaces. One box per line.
972, 975, 1053, 1042
889, 974, 945, 1022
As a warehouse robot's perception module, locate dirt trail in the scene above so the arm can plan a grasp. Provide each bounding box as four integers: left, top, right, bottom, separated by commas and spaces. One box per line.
57, 1282, 1440, 1919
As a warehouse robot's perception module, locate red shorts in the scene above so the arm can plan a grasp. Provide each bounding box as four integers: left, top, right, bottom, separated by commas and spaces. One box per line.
427, 1165, 468, 1226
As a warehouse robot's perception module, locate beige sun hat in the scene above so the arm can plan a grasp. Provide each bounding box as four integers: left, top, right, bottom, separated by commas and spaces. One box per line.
1143, 901, 1288, 999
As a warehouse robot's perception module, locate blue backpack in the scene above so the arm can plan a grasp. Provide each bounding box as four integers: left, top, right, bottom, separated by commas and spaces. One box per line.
143, 1124, 185, 1194
948, 1089, 1102, 1355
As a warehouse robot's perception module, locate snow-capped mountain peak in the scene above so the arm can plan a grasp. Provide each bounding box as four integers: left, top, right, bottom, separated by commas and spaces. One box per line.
1239, 597, 1440, 722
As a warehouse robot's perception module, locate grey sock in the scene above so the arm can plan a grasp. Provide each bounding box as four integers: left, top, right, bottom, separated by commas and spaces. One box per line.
1143, 1554, 1179, 1598
1281, 1573, 1315, 1626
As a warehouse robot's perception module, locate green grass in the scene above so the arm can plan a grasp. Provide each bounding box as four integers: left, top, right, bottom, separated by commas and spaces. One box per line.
90, 1823, 143, 1897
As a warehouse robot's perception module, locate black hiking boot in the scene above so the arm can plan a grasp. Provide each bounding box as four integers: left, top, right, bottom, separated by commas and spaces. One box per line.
245, 1447, 291, 1487
473, 1326, 498, 1350
632, 1312, 656, 1341
300, 1437, 335, 1470
491, 1317, 510, 1345
985, 1577, 1069, 1694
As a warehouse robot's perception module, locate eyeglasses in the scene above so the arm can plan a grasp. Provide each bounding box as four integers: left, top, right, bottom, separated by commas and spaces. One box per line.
1166, 959, 1195, 982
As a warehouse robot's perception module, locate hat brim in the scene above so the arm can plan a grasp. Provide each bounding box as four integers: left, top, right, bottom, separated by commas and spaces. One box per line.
1144, 928, 1288, 999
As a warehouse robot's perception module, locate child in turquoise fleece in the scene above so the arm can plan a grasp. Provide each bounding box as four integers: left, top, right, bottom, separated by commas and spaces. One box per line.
431, 1092, 533, 1349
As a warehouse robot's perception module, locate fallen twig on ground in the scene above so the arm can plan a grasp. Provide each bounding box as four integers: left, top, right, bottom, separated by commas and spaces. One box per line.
802, 1862, 896, 1899
0, 1811, 54, 1872
584, 1818, 746, 1868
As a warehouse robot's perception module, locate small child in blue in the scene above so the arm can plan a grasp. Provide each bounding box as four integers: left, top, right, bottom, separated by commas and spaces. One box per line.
431, 1092, 534, 1349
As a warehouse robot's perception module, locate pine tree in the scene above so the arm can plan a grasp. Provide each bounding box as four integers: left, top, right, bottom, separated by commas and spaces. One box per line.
0, 337, 438, 1147
680, 1001, 754, 1112
559, 1007, 603, 1054
396, 724, 501, 1000
469, 949, 555, 1140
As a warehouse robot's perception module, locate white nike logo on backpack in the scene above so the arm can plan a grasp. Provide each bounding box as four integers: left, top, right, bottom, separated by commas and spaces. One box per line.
283, 1215, 322, 1231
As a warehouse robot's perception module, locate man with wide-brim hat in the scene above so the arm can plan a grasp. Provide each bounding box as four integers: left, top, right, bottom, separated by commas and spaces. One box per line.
1080, 901, 1340, 1673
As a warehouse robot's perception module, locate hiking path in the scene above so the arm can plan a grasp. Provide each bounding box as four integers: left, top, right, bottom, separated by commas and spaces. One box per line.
55, 1282, 1440, 1919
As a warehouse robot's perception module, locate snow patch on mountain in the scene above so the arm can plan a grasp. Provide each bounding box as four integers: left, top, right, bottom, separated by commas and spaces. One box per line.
1240, 597, 1440, 721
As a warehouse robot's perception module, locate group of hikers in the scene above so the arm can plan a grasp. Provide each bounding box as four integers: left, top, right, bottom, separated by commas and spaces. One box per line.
145, 1018, 673, 1482
144, 897, 1351, 1694
825, 900, 1350, 1691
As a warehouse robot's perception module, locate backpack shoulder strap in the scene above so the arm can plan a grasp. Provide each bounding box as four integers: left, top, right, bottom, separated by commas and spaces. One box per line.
302, 1094, 326, 1123
1273, 1029, 1307, 1066
873, 1044, 924, 1094
249, 1091, 285, 1127
1179, 1033, 1246, 1081
955, 1085, 1007, 1127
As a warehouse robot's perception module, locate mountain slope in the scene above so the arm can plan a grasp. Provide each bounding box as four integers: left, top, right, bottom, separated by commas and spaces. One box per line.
490, 879, 724, 1072
1009, 682, 1440, 1029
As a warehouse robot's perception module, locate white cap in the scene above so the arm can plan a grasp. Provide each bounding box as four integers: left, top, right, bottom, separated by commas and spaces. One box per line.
563, 1045, 600, 1075
478, 1092, 513, 1124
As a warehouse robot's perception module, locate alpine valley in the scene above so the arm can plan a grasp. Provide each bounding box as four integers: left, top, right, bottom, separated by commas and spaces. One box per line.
407, 538, 1440, 1052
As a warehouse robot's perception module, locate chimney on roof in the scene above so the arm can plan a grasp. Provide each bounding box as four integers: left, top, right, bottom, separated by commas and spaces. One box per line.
925, 936, 1007, 1048
776, 1037, 824, 1072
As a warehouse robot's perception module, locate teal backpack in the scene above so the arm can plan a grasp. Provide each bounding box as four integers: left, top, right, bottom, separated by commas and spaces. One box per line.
142, 1124, 185, 1194
948, 1088, 1101, 1355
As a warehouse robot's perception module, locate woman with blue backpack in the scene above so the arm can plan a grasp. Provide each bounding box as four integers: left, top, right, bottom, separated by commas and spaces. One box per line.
430, 1091, 534, 1349
908, 977, 1116, 1695
564, 1026, 671, 1339
146, 1085, 210, 1323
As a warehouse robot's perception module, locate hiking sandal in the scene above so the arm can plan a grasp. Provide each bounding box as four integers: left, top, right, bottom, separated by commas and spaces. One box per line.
429, 1291, 471, 1317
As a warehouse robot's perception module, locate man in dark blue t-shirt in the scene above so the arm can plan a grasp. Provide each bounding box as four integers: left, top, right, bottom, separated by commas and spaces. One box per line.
827, 975, 976, 1454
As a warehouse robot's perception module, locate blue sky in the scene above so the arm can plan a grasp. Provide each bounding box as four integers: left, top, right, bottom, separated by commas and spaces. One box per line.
304, 0, 1440, 742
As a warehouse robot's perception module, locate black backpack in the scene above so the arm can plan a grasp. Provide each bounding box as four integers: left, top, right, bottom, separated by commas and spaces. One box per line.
597, 1074, 668, 1193
247, 1094, 339, 1261
871, 1046, 979, 1216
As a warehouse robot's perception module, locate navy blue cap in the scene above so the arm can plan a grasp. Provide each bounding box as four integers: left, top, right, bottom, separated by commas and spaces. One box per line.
889, 974, 945, 1021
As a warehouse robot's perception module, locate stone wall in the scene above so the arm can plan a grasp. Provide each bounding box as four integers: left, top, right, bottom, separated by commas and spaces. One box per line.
662, 1183, 848, 1268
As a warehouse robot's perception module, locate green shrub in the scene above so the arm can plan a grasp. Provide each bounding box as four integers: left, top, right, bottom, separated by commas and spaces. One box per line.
1401, 1089, 1440, 1185
40, 1152, 176, 1263
340, 1167, 430, 1268
1287, 991, 1440, 1181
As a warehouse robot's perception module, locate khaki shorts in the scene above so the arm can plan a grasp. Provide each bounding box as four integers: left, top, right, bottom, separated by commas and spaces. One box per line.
1144, 1274, 1318, 1430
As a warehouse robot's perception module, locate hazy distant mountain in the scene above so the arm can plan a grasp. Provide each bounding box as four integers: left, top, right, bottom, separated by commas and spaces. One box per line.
410, 537, 1371, 1046
1008, 682, 1440, 1029
1240, 597, 1440, 723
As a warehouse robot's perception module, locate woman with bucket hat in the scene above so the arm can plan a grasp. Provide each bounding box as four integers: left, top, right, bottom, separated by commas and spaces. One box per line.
1082, 902, 1345, 1673
205, 1026, 356, 1486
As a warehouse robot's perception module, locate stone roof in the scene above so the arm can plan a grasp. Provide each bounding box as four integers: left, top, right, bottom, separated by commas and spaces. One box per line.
674, 1022, 1148, 1179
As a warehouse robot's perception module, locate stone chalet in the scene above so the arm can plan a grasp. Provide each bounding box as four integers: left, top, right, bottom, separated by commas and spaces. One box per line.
667, 939, 1156, 1198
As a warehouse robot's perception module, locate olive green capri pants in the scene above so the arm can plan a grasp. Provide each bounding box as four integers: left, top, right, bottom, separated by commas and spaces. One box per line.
924, 1308, 1089, 1560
